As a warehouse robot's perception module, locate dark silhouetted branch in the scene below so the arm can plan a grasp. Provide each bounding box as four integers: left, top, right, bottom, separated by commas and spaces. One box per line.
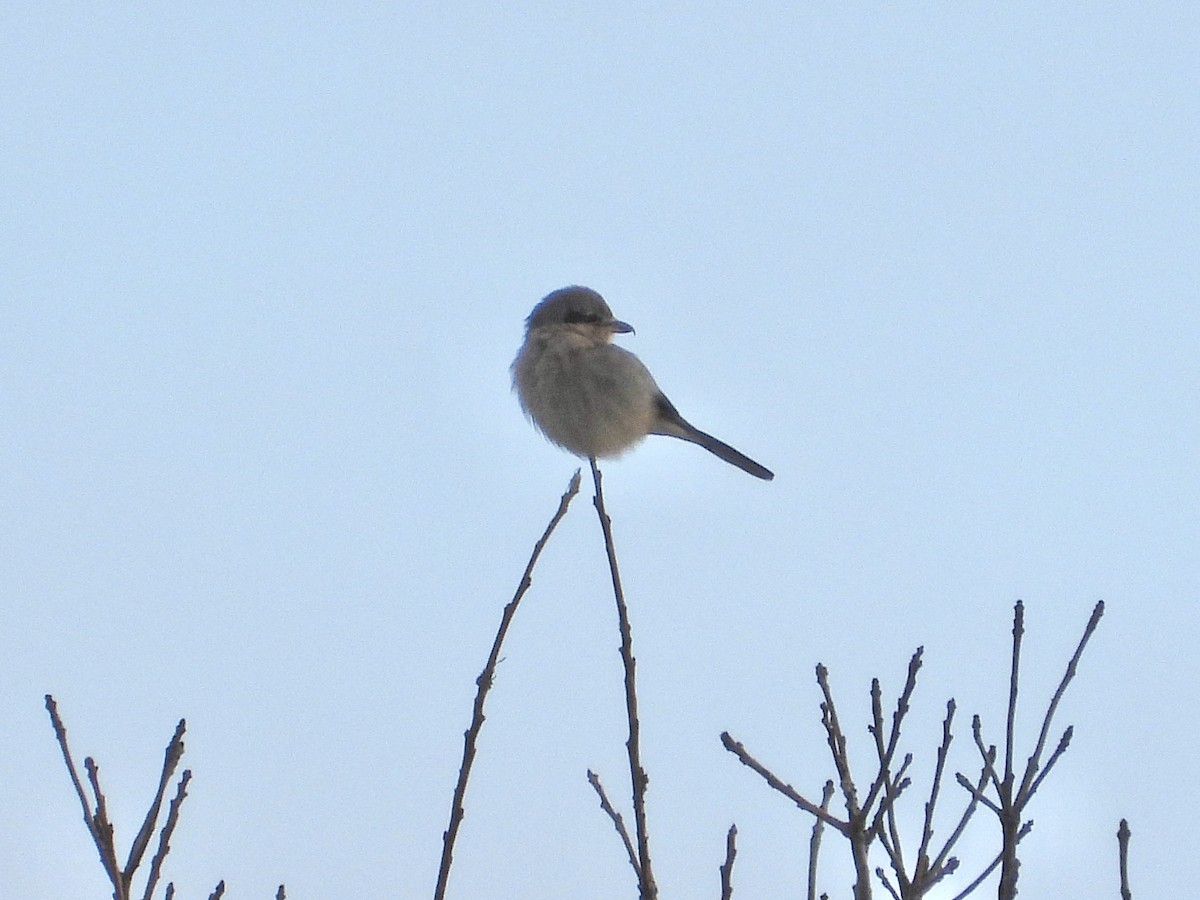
587, 769, 640, 880
434, 470, 582, 900
719, 824, 737, 900
1117, 819, 1133, 900
589, 458, 657, 900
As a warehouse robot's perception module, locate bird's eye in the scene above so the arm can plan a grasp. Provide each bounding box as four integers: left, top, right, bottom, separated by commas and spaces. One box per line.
564, 311, 601, 325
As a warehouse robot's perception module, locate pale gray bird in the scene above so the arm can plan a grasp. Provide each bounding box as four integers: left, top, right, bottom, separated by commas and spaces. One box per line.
512, 286, 774, 480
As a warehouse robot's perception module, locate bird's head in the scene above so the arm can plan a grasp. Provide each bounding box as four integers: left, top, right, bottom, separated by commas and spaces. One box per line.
525, 286, 634, 342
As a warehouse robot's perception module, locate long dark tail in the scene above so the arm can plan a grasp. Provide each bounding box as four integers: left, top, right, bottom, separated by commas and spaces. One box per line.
654, 395, 774, 480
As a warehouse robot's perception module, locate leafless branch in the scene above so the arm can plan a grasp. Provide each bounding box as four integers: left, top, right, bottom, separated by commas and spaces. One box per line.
587, 769, 641, 880
1016, 601, 1105, 805
590, 458, 657, 900
128, 719, 187, 889
46, 696, 198, 900
963, 602, 1104, 899
140, 769, 192, 900
808, 780, 836, 900
948, 821, 1031, 900
718, 824, 737, 900
1117, 819, 1133, 900
720, 733, 849, 833
433, 470, 582, 900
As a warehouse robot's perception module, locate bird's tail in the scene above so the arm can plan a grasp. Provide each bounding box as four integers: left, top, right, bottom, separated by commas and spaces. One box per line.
685, 427, 775, 480
653, 395, 774, 480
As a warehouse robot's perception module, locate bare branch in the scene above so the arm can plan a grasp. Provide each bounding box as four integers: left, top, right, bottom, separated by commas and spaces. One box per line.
816, 665, 859, 820
808, 780, 836, 900
719, 824, 737, 900
590, 458, 657, 899
1117, 819, 1133, 900
1027, 726, 1073, 799
587, 769, 640, 880
45, 696, 124, 897
875, 866, 901, 900
916, 699, 956, 882
140, 770, 192, 900
721, 733, 849, 833
863, 649, 923, 816
1016, 601, 1104, 803
1004, 601, 1024, 791
935, 749, 991, 874
948, 821, 1031, 900
84, 757, 123, 897
127, 719, 187, 883
953, 773, 1000, 817
434, 470, 582, 900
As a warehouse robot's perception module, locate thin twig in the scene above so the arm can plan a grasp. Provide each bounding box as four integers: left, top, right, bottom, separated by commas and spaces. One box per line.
45, 696, 104, 852
590, 457, 657, 900
1016, 601, 1104, 803
934, 750, 991, 876
207, 881, 225, 900
719, 824, 737, 900
953, 773, 1001, 816
84, 757, 124, 897
46, 696, 126, 899
863, 649, 923, 816
587, 769, 641, 879
875, 866, 901, 900
808, 780, 836, 900
814, 665, 873, 900
916, 700, 956, 883
1117, 819, 1133, 900
128, 719, 187, 893
948, 821, 1031, 900
140, 770, 192, 900
433, 470, 582, 900
721, 733, 849, 833
816, 665, 858, 818
1027, 726, 1073, 798
1004, 601, 1024, 791
971, 602, 1104, 900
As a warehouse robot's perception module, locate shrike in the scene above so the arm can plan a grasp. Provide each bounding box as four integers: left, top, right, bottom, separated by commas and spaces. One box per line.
512, 286, 774, 480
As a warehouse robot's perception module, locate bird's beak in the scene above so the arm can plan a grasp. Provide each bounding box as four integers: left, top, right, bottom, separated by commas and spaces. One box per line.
609, 319, 635, 335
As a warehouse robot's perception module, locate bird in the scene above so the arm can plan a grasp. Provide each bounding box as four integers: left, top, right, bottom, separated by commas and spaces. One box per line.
512, 286, 774, 480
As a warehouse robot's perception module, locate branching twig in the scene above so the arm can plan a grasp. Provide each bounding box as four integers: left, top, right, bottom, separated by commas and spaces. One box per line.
434, 470, 582, 900
932, 746, 991, 878
46, 696, 193, 900
948, 820, 1031, 900
721, 733, 849, 833
958, 601, 1104, 900
913, 700, 955, 885
589, 457, 657, 900
141, 769, 192, 900
47, 696, 120, 894
587, 769, 640, 880
1017, 601, 1105, 805
128, 719, 187, 896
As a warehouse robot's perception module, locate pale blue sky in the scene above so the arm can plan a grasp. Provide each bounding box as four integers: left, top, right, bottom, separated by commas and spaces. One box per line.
2, 4, 1196, 898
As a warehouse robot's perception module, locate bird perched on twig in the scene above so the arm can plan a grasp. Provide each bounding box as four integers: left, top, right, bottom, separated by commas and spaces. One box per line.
512, 286, 774, 480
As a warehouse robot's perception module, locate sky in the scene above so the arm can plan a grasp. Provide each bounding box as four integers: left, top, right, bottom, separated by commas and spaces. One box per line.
2, 3, 1197, 898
